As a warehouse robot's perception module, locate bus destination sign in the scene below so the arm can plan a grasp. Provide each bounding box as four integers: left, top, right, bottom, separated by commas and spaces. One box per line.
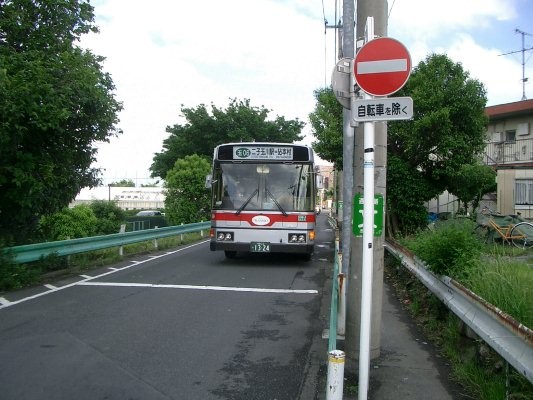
233, 146, 294, 160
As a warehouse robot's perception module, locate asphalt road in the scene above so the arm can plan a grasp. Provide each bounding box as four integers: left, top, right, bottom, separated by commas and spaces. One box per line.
0, 213, 334, 400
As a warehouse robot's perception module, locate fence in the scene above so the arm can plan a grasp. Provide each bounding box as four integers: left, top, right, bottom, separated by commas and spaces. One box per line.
6, 222, 211, 264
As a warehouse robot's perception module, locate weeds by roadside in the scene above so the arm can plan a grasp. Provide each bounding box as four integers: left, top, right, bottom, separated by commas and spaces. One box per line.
392, 219, 533, 400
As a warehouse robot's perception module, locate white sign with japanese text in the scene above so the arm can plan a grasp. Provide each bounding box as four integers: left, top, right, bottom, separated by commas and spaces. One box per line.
233, 146, 293, 160
352, 96, 413, 122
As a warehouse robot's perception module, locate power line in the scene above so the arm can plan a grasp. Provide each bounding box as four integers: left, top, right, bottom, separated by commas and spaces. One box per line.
322, 0, 343, 87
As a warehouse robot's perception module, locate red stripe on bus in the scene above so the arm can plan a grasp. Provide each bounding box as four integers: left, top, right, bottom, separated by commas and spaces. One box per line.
211, 212, 315, 226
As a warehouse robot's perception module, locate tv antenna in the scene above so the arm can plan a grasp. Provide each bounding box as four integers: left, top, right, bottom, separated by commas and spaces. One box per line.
499, 29, 533, 100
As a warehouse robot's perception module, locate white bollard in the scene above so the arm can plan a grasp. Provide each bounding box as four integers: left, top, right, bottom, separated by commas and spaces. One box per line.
326, 350, 345, 400
119, 224, 126, 257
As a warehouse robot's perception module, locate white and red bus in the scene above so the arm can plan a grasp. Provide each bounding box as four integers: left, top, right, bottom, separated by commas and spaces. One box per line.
208, 142, 318, 259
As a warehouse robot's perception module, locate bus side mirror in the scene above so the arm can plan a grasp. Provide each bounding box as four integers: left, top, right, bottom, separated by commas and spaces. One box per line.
316, 174, 324, 189
205, 174, 213, 189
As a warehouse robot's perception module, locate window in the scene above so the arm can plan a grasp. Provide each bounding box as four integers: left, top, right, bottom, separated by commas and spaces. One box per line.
515, 179, 533, 205
505, 130, 516, 143
212, 163, 314, 212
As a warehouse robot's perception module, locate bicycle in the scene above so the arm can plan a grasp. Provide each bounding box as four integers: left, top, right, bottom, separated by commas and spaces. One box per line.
475, 207, 533, 248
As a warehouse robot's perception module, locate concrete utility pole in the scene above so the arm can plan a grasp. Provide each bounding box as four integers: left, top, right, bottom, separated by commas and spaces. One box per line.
341, 0, 355, 286
345, 0, 388, 369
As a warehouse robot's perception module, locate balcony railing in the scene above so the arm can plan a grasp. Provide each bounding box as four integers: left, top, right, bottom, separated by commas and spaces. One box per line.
484, 138, 533, 165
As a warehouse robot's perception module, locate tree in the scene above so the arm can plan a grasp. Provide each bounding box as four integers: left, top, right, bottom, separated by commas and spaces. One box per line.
0, 0, 122, 244
150, 98, 305, 179
164, 155, 212, 225
448, 163, 496, 214
387, 54, 488, 233
308, 88, 343, 169
89, 200, 125, 235
109, 179, 135, 187
309, 54, 488, 235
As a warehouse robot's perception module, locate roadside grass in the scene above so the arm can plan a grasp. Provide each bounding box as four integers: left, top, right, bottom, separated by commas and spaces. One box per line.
462, 257, 533, 328
399, 219, 533, 327
385, 257, 532, 400
0, 232, 206, 291
392, 218, 533, 400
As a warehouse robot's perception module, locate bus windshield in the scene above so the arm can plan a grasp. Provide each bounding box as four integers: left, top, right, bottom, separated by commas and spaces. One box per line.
212, 163, 314, 213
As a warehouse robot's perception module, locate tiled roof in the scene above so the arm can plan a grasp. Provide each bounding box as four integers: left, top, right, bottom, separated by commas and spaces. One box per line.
486, 99, 533, 120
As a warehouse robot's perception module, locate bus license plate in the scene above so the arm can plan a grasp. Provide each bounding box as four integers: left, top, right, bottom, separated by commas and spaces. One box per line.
250, 242, 270, 252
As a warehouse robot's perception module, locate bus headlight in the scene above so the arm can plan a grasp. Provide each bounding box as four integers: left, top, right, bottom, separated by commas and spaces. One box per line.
289, 233, 306, 243
217, 231, 234, 241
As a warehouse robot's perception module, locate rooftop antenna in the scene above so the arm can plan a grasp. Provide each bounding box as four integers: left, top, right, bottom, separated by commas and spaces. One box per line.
499, 29, 533, 101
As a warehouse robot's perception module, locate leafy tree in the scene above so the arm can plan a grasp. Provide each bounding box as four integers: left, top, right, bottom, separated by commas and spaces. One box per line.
39, 204, 98, 241
387, 54, 487, 233
150, 98, 305, 179
109, 179, 135, 187
164, 155, 211, 225
309, 54, 488, 235
447, 163, 496, 214
89, 200, 125, 235
308, 87, 343, 169
0, 0, 122, 244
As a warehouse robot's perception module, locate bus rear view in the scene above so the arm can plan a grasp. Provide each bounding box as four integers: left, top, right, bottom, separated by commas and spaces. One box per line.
208, 143, 317, 259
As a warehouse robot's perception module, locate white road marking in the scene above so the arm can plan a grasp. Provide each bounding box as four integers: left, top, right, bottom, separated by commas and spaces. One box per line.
78, 281, 318, 295
0, 240, 209, 310
79, 274, 91, 279
44, 284, 57, 290
0, 297, 11, 306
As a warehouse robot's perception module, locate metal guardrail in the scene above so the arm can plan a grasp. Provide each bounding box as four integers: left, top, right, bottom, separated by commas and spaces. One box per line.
327, 214, 343, 353
7, 222, 211, 264
385, 239, 533, 385
328, 250, 341, 352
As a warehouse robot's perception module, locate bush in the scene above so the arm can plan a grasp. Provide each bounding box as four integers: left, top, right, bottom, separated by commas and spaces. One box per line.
0, 243, 39, 290
89, 200, 126, 235
39, 204, 98, 241
406, 219, 481, 276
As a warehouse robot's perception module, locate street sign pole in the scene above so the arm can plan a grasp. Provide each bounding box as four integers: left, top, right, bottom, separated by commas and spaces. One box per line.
358, 16, 374, 400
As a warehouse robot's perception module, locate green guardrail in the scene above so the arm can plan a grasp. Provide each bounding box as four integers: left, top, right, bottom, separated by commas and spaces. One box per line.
6, 221, 211, 264
328, 250, 340, 352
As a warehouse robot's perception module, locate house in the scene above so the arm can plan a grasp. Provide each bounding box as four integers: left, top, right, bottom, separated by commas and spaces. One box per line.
484, 99, 533, 218
315, 165, 335, 209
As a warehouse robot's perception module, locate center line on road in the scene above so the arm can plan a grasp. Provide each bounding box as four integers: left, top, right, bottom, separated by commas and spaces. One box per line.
77, 281, 318, 295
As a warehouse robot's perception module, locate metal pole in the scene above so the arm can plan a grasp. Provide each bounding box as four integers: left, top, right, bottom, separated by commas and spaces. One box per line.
358, 29, 375, 396
346, 1, 387, 374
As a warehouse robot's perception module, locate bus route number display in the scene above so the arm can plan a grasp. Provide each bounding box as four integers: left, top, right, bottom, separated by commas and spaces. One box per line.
233, 146, 294, 160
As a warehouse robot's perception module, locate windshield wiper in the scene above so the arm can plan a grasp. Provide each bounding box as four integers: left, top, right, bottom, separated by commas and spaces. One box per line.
265, 187, 288, 216
235, 188, 259, 215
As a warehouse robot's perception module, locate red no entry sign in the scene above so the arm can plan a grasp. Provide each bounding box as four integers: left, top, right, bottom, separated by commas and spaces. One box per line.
354, 37, 411, 97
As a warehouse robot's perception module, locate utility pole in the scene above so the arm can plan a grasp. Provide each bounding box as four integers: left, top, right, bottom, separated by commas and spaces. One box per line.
345, 0, 388, 374
340, 0, 355, 325
499, 29, 533, 101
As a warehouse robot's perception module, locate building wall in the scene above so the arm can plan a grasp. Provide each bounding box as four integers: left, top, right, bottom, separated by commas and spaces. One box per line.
497, 169, 533, 219
70, 187, 165, 210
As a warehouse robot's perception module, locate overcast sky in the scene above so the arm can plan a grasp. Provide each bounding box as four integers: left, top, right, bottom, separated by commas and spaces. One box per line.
81, 0, 533, 186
